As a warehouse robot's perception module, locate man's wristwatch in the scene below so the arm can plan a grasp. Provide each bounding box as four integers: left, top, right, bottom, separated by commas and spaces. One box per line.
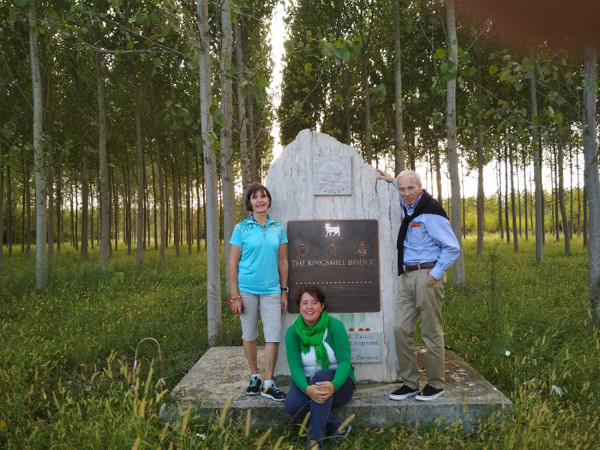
281, 287, 289, 293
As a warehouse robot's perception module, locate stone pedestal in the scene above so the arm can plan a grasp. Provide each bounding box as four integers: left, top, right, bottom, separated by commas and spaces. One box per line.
266, 129, 401, 382
165, 346, 512, 432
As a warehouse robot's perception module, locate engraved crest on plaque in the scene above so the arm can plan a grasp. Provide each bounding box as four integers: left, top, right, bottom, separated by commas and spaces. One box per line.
327, 243, 338, 257
356, 240, 369, 257
313, 156, 352, 196
296, 242, 309, 258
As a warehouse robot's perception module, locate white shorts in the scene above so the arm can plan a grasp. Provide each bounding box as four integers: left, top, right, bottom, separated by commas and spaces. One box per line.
239, 292, 282, 342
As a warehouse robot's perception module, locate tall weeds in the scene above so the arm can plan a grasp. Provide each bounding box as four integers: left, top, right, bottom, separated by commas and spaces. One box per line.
1, 238, 599, 448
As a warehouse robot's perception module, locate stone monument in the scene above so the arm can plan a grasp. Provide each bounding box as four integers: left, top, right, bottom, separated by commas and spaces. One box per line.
266, 129, 401, 382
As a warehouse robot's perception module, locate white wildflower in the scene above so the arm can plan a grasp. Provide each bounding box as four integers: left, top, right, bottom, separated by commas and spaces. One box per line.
551, 385, 564, 397
196, 433, 206, 440
504, 350, 510, 357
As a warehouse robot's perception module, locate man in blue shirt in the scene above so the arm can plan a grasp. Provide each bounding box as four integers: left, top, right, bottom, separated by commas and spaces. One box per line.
377, 168, 460, 401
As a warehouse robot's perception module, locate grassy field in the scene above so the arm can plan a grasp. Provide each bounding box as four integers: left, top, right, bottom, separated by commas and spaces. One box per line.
1, 236, 599, 448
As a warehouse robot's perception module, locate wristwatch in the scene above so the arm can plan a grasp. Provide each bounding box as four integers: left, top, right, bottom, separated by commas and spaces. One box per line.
281, 287, 289, 293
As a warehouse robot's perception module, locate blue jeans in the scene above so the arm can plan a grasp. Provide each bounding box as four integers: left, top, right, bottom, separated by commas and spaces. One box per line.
284, 369, 354, 442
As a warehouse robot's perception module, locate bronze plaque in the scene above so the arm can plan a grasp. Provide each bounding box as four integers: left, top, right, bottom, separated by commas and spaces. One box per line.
287, 220, 380, 313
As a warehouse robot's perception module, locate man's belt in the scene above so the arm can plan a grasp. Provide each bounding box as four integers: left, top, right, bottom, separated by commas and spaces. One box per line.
404, 262, 436, 272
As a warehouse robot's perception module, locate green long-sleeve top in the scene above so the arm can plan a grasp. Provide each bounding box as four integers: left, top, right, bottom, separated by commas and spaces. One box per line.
285, 316, 356, 394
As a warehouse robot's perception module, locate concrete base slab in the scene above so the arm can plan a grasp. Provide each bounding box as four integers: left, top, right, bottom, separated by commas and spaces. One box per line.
162, 346, 511, 432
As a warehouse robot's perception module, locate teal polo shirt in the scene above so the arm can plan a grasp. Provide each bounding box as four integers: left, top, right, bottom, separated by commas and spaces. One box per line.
230, 214, 288, 295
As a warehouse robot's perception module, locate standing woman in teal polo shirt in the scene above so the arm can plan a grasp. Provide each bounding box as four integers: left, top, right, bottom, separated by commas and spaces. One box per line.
228, 183, 289, 402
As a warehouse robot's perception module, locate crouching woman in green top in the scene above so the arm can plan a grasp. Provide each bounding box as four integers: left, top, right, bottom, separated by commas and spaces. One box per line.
285, 285, 355, 447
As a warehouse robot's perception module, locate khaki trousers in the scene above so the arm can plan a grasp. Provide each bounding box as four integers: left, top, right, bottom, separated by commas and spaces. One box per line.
395, 269, 446, 390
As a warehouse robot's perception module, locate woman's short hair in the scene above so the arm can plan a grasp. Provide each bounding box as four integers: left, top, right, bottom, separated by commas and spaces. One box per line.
296, 285, 327, 311
245, 183, 272, 212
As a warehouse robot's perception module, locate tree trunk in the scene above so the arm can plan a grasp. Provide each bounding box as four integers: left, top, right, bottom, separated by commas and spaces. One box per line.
361, 43, 372, 164
476, 64, 484, 255
151, 156, 158, 250
434, 145, 442, 204
516, 159, 522, 236
583, 185, 588, 247
125, 159, 132, 254
69, 185, 74, 248
577, 149, 582, 236
20, 164, 24, 253
444, 0, 464, 284
235, 16, 250, 218
195, 150, 201, 252
393, 0, 405, 174
583, 47, 600, 331
509, 143, 518, 251
158, 145, 165, 260
523, 150, 529, 241
185, 149, 192, 255
145, 164, 149, 249
220, 0, 236, 288
56, 165, 62, 253
74, 183, 79, 250
179, 170, 184, 248
461, 163, 466, 239
81, 157, 89, 261
166, 170, 170, 246
553, 146, 560, 240
504, 144, 510, 243
247, 95, 259, 183
134, 73, 144, 267
342, 67, 352, 145
111, 170, 118, 251
198, 0, 221, 345
496, 159, 504, 239
172, 160, 180, 257
202, 175, 207, 250
47, 159, 54, 263
557, 142, 571, 255
108, 176, 112, 254
94, 43, 110, 266
28, 6, 47, 289
26, 162, 31, 253
90, 188, 94, 249
0, 142, 4, 273
530, 57, 544, 262
569, 145, 574, 239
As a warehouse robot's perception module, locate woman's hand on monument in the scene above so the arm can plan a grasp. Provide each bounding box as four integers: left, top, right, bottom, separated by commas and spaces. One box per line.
375, 168, 394, 183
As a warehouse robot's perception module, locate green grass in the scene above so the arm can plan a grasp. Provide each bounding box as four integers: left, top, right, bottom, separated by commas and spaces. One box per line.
1, 236, 599, 448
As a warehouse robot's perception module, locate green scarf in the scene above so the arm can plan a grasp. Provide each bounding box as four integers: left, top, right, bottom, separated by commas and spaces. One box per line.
294, 311, 330, 370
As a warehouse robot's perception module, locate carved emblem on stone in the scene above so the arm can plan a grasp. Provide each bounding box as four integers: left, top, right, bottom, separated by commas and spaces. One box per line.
327, 243, 338, 257
296, 242, 309, 258
313, 156, 352, 196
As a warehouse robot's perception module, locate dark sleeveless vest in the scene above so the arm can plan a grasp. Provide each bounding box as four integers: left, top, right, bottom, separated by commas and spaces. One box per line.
396, 190, 448, 275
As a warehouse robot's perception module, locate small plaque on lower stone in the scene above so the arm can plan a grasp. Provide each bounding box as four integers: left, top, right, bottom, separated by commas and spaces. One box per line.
287, 219, 380, 313
348, 331, 382, 363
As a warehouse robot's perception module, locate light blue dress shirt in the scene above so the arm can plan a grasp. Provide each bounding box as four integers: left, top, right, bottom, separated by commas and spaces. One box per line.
392, 182, 460, 280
